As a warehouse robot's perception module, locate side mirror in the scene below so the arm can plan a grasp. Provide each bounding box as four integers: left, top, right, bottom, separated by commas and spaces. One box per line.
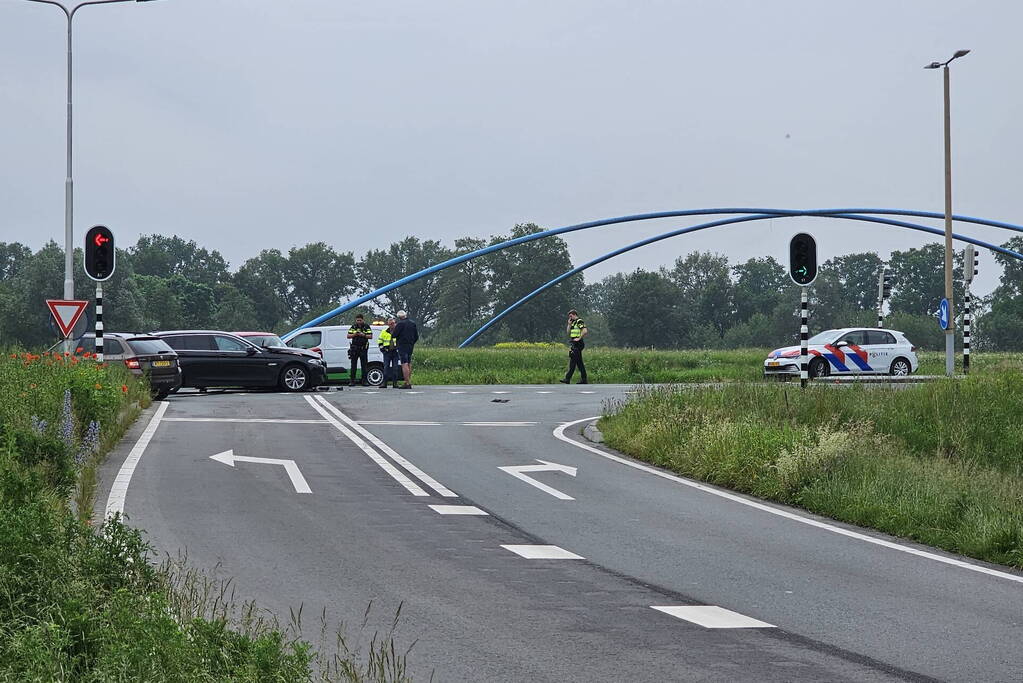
836, 341, 849, 348
246, 346, 258, 355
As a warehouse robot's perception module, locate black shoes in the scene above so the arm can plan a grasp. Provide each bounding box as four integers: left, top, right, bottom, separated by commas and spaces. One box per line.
578, 380, 588, 384
558, 379, 569, 384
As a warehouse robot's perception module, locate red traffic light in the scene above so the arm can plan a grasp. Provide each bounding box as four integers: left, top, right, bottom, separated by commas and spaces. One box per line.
84, 225, 115, 281
94, 233, 110, 247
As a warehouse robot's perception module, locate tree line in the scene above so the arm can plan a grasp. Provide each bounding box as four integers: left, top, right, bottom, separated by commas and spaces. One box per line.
1, 227, 1020, 351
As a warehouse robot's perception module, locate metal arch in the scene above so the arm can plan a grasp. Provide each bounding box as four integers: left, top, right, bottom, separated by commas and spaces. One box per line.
283, 207, 1023, 339
458, 212, 1023, 347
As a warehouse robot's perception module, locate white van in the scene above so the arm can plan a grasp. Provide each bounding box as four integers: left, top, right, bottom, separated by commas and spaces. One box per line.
283, 324, 389, 386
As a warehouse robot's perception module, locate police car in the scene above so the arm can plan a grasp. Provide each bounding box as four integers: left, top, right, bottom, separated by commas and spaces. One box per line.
764, 328, 919, 378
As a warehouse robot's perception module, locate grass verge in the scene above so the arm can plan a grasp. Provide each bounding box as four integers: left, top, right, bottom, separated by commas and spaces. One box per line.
0, 351, 413, 680
599, 376, 1023, 569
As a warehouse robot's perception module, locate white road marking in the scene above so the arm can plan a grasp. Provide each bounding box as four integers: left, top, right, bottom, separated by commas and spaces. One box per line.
579, 390, 596, 394
429, 505, 489, 515
405, 391, 422, 394
304, 396, 429, 497
554, 417, 1023, 586
498, 460, 577, 500
448, 391, 466, 394
163, 417, 328, 424
105, 401, 169, 519
358, 420, 443, 426
313, 396, 457, 497
651, 606, 774, 629
209, 450, 311, 494
492, 391, 510, 394
536, 391, 554, 394
463, 421, 537, 427
501, 544, 584, 560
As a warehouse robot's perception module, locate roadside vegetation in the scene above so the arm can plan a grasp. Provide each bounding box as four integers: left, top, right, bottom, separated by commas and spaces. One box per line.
409, 346, 1021, 384
599, 376, 1023, 569
0, 350, 412, 681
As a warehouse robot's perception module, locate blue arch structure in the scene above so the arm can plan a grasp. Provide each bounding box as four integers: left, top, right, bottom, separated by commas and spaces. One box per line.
283, 207, 1023, 339
458, 212, 1023, 347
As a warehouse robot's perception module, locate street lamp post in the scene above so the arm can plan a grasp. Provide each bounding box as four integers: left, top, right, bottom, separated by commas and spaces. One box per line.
925, 49, 970, 378
22, 0, 157, 349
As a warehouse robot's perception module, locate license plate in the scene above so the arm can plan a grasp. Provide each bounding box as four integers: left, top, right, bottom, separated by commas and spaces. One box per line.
152, 360, 171, 367
767, 361, 780, 367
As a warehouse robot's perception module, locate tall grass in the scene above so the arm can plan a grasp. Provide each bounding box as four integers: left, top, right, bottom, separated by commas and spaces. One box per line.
410, 347, 1022, 384
600, 377, 1023, 568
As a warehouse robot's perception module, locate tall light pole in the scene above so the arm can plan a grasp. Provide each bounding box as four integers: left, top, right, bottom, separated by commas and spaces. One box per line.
925, 49, 970, 378
22, 0, 157, 348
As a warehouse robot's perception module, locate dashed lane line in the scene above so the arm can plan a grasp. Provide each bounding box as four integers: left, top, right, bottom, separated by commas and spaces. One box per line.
304, 395, 429, 497
554, 417, 1023, 586
106, 401, 169, 519
312, 396, 457, 498
429, 505, 489, 516
501, 545, 585, 560
163, 418, 328, 424
651, 606, 774, 629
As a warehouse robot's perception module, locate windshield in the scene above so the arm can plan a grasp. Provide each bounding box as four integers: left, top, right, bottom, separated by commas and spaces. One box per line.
807, 330, 842, 345
247, 334, 285, 347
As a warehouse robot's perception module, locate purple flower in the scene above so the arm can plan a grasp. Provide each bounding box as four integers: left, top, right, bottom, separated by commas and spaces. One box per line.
60, 389, 74, 448
76, 420, 101, 465
31, 415, 48, 435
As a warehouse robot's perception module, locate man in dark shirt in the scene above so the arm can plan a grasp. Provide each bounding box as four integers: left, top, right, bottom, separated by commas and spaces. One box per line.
393, 310, 419, 389
346, 314, 373, 386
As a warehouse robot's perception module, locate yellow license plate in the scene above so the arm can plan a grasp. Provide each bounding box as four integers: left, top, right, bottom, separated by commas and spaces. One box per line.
152, 360, 171, 367
767, 361, 780, 367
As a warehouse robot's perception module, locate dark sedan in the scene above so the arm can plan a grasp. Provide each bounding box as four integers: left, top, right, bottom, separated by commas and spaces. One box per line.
153, 330, 326, 392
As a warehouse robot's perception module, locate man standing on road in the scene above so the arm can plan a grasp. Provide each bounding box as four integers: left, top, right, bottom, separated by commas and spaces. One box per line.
378, 317, 401, 389
347, 314, 373, 386
560, 309, 588, 385
393, 310, 419, 389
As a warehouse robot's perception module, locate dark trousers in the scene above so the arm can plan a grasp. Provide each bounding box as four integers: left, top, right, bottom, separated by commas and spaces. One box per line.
565, 341, 587, 382
349, 346, 368, 383
382, 349, 400, 384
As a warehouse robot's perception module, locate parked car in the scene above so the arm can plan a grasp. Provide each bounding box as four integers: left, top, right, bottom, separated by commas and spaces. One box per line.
764, 327, 919, 379
75, 333, 182, 399
153, 330, 326, 392
282, 323, 389, 387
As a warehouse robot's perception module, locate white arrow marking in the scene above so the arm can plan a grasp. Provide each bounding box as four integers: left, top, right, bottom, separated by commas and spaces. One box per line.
498, 459, 577, 500
209, 450, 312, 493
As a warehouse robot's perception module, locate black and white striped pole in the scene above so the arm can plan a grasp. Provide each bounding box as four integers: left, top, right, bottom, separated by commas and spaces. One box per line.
800, 287, 809, 389
789, 233, 818, 389
877, 267, 891, 329
95, 281, 104, 362
84, 226, 115, 363
963, 245, 978, 375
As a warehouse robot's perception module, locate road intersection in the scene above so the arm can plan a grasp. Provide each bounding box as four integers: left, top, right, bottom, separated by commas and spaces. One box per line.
98, 385, 1023, 682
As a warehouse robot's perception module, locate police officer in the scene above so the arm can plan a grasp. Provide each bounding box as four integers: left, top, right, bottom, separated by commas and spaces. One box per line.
377, 317, 400, 388
347, 314, 372, 386
559, 309, 588, 385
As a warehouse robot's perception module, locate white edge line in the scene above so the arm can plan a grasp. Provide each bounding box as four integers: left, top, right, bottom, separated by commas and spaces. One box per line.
304, 396, 429, 497
163, 417, 327, 424
554, 417, 1023, 586
105, 401, 169, 519
314, 396, 457, 497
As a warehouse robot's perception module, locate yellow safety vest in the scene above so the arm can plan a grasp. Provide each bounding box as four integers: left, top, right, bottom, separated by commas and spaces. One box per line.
569, 319, 586, 341
378, 328, 396, 349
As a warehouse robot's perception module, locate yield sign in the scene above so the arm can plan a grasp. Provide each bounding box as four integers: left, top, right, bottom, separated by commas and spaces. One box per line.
46, 299, 89, 338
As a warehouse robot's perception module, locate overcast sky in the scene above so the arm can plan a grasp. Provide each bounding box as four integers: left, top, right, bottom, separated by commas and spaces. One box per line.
2, 0, 1021, 298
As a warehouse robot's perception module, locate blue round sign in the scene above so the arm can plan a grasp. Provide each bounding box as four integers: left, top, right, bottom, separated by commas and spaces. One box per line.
938, 298, 950, 330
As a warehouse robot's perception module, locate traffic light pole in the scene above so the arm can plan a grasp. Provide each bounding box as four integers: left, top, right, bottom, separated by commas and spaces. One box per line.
800, 286, 809, 390
963, 289, 970, 375
95, 281, 103, 362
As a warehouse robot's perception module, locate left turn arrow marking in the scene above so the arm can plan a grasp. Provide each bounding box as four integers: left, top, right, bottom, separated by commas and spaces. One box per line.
209, 450, 312, 493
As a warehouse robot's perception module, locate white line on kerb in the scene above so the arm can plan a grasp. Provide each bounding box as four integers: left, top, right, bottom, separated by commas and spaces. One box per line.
105, 401, 169, 519
305, 396, 429, 497
554, 417, 1023, 586
311, 396, 457, 497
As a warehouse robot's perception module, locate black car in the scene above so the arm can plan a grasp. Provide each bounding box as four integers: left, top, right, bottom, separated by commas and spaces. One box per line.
153, 331, 326, 392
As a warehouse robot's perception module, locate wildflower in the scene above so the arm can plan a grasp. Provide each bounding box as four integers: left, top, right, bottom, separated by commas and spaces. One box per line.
60, 390, 74, 447
121, 384, 129, 394
76, 420, 101, 465
29, 383, 36, 389
94, 383, 102, 390
31, 416, 48, 435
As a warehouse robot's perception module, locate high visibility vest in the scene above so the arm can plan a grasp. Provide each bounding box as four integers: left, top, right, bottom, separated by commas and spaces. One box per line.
378, 328, 396, 349
569, 319, 586, 341
348, 323, 371, 348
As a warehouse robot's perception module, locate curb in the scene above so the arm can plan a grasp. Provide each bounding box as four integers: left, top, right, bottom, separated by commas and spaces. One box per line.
582, 420, 604, 444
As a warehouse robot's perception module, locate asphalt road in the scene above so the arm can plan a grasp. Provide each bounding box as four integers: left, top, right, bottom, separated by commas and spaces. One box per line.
98, 385, 1023, 682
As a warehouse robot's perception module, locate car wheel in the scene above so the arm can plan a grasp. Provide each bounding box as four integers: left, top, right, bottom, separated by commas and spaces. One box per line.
809, 357, 829, 378
364, 364, 385, 388
889, 357, 912, 376
280, 364, 309, 392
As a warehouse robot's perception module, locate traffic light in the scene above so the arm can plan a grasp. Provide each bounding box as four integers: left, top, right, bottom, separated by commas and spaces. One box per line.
84, 225, 115, 281
788, 233, 818, 286
965, 245, 979, 284
882, 270, 892, 300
